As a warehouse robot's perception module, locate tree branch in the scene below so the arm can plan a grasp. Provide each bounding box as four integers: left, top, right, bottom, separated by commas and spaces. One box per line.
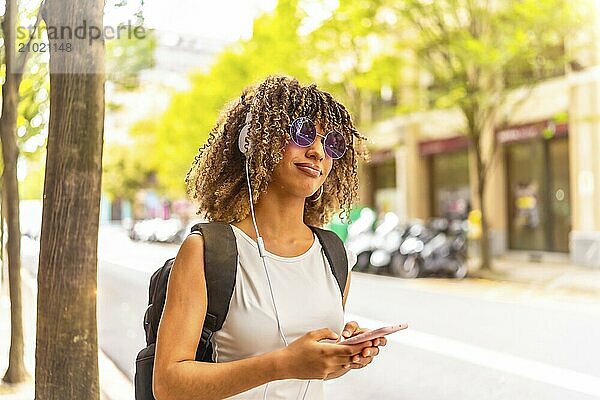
401, 2, 463, 81
14, 0, 47, 87
494, 83, 537, 132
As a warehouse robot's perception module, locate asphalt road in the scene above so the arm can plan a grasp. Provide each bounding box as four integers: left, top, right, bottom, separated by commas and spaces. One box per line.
21, 225, 600, 399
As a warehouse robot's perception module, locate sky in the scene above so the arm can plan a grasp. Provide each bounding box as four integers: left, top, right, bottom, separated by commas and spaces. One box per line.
0, 0, 277, 42
104, 0, 278, 43
104, 0, 339, 44
0, 0, 338, 50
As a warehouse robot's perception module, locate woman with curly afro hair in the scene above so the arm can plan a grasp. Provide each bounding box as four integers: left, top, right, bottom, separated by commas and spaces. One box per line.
153, 75, 388, 400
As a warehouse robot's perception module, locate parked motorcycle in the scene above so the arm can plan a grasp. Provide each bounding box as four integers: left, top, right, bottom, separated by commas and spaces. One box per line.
387, 220, 427, 278
393, 218, 468, 279
367, 212, 404, 275
345, 207, 378, 272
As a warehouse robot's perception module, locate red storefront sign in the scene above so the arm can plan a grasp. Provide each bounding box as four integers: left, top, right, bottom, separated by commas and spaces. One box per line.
419, 135, 470, 156
496, 121, 568, 144
418, 121, 568, 156
370, 148, 395, 163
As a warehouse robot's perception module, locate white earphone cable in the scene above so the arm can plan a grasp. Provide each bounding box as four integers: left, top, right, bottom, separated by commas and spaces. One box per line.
244, 158, 310, 400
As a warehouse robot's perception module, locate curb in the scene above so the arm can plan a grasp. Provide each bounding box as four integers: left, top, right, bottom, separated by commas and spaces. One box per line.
467, 259, 600, 298
99, 348, 135, 400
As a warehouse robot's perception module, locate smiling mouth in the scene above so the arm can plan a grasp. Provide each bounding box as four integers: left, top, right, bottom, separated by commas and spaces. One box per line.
295, 165, 321, 177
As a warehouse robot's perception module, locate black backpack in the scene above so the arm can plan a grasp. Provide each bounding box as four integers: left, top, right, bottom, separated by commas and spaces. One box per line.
134, 221, 349, 400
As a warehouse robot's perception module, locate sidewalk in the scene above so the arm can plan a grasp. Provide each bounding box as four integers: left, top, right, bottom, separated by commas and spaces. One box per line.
0, 265, 134, 400
468, 253, 600, 298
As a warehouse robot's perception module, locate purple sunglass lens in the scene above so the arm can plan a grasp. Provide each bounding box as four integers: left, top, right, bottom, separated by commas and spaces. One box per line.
324, 131, 347, 159
290, 117, 347, 159
290, 118, 316, 147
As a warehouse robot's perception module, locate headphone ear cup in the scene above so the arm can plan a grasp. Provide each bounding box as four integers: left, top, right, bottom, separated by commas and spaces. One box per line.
238, 123, 250, 156
238, 110, 253, 156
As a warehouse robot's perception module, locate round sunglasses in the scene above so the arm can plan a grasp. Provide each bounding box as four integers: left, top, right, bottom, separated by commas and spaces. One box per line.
289, 117, 347, 160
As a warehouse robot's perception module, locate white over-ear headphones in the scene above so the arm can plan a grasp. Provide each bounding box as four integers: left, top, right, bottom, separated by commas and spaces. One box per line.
238, 102, 312, 400
238, 109, 253, 156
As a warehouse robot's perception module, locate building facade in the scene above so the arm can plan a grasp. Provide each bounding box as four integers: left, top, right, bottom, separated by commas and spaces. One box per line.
362, 69, 600, 268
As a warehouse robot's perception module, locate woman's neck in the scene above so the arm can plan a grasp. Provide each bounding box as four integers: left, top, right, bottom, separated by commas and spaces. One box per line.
233, 190, 312, 242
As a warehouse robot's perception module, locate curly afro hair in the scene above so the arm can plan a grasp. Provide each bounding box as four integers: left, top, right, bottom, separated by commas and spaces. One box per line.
185, 75, 370, 227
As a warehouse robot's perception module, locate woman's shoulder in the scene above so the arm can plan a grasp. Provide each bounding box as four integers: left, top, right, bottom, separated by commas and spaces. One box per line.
174, 233, 206, 273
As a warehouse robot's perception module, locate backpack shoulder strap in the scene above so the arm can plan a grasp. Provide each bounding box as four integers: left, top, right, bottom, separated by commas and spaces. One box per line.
190, 222, 238, 360
308, 225, 348, 307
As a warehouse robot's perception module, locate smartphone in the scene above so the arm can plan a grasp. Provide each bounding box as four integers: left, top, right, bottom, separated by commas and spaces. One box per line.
337, 323, 408, 345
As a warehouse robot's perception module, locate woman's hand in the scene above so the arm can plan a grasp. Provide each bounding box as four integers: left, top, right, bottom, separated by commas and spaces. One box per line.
338, 321, 388, 369
278, 328, 374, 380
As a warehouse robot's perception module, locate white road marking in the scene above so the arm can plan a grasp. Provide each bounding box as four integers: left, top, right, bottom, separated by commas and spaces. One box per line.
345, 313, 600, 398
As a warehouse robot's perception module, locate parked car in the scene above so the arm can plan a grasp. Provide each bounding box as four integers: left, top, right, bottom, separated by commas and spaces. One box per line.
129, 218, 183, 244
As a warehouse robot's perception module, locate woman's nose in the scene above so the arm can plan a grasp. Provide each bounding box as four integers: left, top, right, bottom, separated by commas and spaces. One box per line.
307, 137, 325, 161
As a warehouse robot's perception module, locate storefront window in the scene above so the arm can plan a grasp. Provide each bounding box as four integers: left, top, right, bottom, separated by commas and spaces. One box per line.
506, 137, 570, 252
507, 140, 546, 251
373, 159, 396, 189
372, 158, 397, 214
429, 151, 470, 219
548, 138, 571, 252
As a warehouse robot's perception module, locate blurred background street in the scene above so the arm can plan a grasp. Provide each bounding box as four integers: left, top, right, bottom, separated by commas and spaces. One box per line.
6, 227, 598, 399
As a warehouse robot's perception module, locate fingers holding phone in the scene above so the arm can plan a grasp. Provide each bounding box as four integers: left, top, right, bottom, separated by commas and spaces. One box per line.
280, 328, 374, 380
337, 323, 408, 369
339, 323, 408, 345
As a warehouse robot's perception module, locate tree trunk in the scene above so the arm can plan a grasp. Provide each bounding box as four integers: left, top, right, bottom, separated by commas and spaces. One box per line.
35, 0, 105, 398
1, 180, 5, 283
478, 175, 492, 270
1, 180, 3, 282
473, 130, 493, 271
476, 110, 498, 271
0, 0, 28, 384
466, 102, 495, 272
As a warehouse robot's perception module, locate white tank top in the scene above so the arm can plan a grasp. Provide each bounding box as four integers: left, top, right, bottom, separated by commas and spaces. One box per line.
209, 223, 356, 399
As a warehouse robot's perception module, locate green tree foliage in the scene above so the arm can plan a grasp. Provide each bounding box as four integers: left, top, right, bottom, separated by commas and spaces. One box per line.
152, 0, 310, 198
145, 0, 406, 198
307, 0, 404, 126
102, 118, 158, 204
18, 151, 45, 199
102, 142, 149, 204
105, 26, 156, 90
17, 19, 156, 200
1, 12, 50, 190
16, 54, 49, 159
100, 1, 157, 201
1, 5, 49, 193
396, 0, 585, 113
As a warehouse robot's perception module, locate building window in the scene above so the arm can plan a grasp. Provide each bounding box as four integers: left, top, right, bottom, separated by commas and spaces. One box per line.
429, 151, 470, 219
373, 158, 396, 190
368, 157, 398, 215
506, 137, 570, 252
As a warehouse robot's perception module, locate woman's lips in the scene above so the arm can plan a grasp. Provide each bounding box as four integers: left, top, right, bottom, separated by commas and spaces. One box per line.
296, 165, 320, 178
